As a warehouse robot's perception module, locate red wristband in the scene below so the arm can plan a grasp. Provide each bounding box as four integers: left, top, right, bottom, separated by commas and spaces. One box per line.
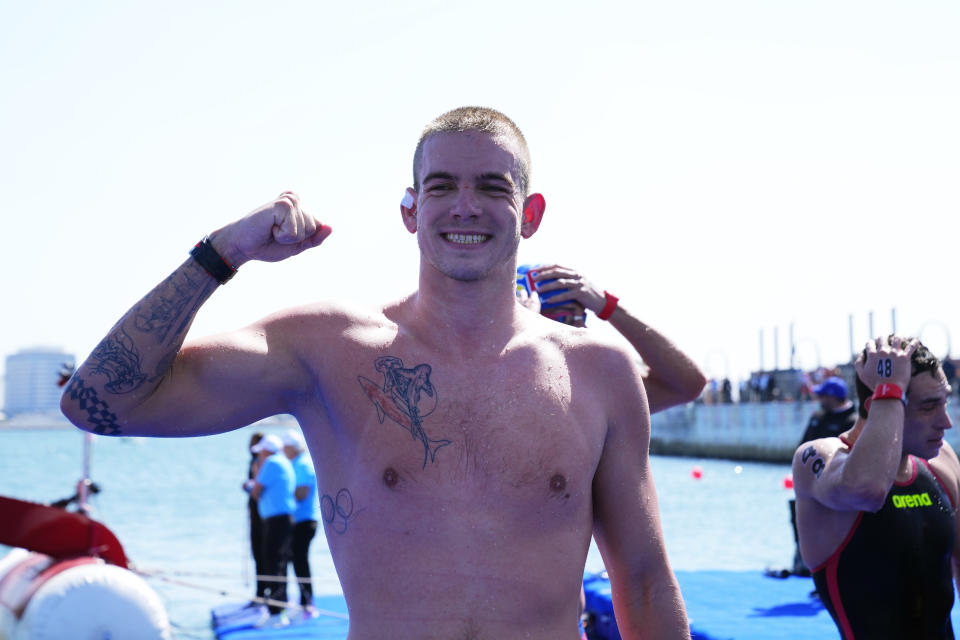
597, 291, 619, 321
863, 383, 907, 413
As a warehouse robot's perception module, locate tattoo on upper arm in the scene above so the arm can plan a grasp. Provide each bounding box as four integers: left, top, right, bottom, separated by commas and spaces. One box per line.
320, 488, 360, 534
134, 269, 213, 343
357, 356, 451, 469
65, 375, 122, 435
801, 445, 825, 478
89, 326, 147, 394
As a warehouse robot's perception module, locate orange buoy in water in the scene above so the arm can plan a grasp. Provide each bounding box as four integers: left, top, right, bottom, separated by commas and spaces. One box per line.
783, 474, 794, 490
691, 466, 703, 480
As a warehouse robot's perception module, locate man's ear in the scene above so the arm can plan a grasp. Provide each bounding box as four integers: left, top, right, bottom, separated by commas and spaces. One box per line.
520, 193, 545, 239
400, 188, 418, 233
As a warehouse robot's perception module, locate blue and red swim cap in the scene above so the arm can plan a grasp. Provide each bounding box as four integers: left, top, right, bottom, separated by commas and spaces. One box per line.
516, 264, 575, 311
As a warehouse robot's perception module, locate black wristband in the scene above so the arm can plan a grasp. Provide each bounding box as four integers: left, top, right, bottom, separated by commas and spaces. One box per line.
190, 237, 237, 285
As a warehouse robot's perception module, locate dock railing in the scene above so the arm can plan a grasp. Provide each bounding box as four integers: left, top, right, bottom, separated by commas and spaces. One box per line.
650, 400, 960, 462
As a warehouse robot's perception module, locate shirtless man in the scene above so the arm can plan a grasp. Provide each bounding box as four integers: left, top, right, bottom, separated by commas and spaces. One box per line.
61, 107, 689, 639
793, 335, 959, 639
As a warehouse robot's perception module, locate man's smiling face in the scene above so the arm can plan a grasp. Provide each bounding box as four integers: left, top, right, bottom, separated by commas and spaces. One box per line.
412, 130, 526, 282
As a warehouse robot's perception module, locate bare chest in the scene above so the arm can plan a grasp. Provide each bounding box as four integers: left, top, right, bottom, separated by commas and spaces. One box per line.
302, 344, 604, 506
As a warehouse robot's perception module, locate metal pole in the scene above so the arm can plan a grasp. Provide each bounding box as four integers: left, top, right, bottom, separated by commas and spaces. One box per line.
868, 311, 874, 340
789, 322, 795, 370
848, 314, 855, 361
891, 308, 897, 335
774, 326, 780, 371
759, 328, 764, 371
78, 432, 92, 515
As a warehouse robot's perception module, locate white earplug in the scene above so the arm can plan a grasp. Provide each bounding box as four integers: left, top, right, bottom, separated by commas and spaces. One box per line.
401, 192, 415, 209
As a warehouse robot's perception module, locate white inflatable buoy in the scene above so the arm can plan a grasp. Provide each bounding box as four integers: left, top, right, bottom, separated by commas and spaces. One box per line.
0, 550, 171, 640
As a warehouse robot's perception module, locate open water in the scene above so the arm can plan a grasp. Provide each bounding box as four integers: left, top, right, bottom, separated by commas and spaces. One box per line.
0, 424, 796, 639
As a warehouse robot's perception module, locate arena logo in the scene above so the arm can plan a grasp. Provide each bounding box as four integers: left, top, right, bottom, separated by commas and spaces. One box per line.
891, 492, 933, 509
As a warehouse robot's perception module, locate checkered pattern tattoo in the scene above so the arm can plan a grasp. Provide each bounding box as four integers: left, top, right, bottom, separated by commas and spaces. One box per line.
65, 376, 122, 436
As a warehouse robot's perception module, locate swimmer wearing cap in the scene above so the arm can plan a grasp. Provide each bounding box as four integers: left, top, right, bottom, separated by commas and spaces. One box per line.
518, 263, 706, 413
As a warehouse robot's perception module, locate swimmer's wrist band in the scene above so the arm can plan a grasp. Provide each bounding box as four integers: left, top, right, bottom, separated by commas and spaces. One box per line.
863, 383, 907, 413
597, 291, 619, 321
190, 237, 237, 285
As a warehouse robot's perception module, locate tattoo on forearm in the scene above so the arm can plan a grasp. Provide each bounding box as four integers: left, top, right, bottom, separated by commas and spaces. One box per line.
64, 376, 122, 435
320, 488, 359, 534
89, 326, 147, 394
358, 356, 451, 469
801, 445, 825, 478
134, 268, 213, 343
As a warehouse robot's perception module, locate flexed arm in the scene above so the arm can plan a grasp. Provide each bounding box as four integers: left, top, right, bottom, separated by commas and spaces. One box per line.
532, 264, 706, 412
61, 193, 332, 437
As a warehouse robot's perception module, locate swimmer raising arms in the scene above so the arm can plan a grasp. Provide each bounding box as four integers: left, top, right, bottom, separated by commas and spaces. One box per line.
793, 335, 959, 639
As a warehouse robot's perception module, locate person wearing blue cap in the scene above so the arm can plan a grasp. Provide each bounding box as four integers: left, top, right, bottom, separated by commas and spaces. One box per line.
282, 429, 319, 619
799, 376, 857, 445
517, 263, 706, 413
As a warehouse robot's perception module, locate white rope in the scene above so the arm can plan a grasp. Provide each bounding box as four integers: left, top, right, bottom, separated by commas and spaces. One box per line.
135, 568, 348, 620
135, 566, 319, 583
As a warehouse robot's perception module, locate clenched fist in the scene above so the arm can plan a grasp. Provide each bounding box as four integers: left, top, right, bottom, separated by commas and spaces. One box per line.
208, 192, 332, 267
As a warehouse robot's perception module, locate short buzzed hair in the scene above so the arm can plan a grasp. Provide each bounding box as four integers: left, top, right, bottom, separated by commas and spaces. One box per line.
412, 106, 531, 196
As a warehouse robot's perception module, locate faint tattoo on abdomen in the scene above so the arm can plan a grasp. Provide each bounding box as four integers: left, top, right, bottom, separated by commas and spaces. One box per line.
320, 488, 360, 534
64, 376, 122, 436
89, 326, 146, 394
357, 356, 451, 469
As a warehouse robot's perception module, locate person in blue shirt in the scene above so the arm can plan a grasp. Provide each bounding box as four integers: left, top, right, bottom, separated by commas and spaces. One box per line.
245, 433, 295, 624
282, 429, 319, 618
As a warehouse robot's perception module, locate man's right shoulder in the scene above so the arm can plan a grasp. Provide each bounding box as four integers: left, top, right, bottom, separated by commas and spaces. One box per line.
794, 436, 846, 459
259, 299, 394, 335
792, 436, 848, 494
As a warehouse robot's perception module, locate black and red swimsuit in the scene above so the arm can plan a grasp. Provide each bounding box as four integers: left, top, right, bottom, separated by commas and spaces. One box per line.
812, 454, 956, 639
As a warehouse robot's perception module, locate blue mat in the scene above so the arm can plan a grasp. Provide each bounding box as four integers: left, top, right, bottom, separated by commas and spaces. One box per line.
211, 595, 348, 639
588, 569, 960, 639
212, 571, 960, 639
673, 571, 836, 640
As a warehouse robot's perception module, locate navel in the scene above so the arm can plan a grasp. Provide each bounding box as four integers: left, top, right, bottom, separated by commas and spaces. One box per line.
549, 473, 567, 493
383, 467, 399, 489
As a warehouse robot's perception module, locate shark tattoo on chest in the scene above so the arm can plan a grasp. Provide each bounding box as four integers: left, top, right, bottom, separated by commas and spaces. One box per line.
358, 356, 452, 469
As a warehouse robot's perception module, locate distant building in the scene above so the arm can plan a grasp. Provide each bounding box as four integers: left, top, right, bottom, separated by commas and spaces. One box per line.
3, 348, 74, 417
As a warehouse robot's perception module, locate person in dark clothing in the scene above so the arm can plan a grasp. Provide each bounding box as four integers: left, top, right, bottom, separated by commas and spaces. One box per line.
799, 377, 857, 444
245, 431, 267, 603
793, 336, 958, 639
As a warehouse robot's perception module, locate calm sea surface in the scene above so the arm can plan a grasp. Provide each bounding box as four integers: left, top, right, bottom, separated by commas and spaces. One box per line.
0, 425, 795, 638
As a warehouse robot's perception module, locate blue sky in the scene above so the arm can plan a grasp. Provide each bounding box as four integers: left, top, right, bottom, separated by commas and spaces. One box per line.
1, 1, 958, 389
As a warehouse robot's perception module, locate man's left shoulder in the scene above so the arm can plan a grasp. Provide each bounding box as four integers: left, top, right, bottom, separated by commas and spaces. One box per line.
563, 331, 637, 375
